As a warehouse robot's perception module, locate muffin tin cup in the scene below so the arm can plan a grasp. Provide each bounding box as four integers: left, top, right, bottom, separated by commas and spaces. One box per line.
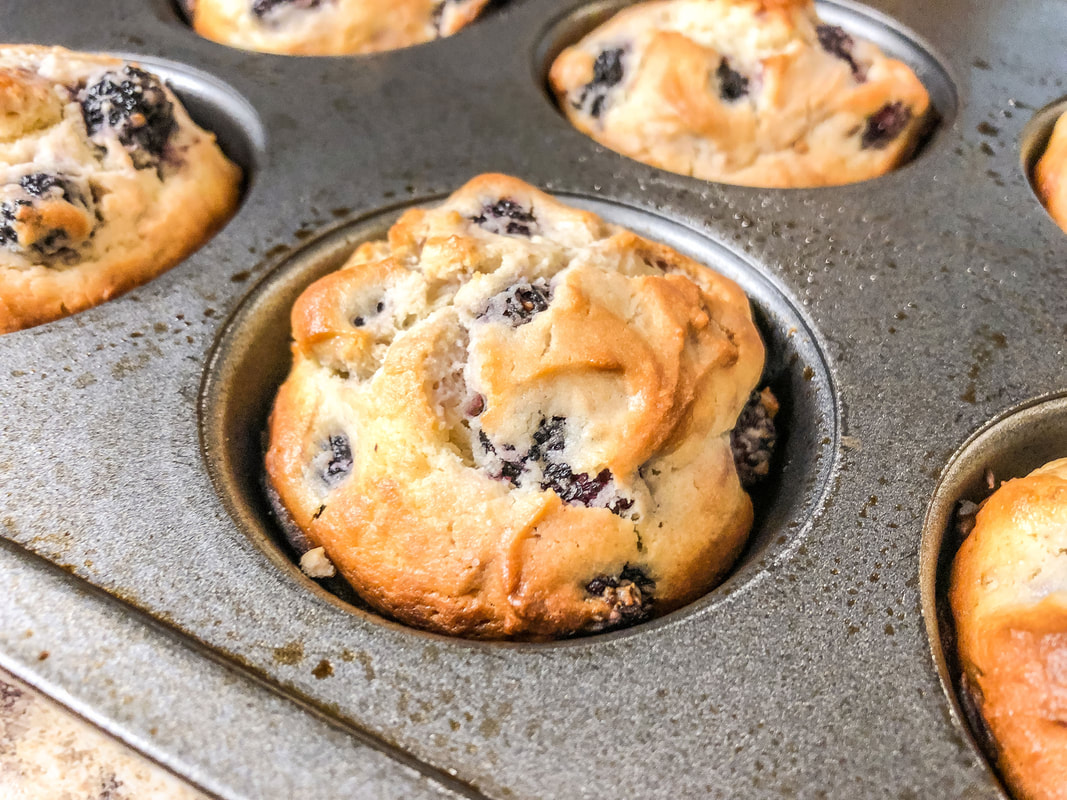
536, 0, 961, 177
1, 0, 1066, 798
921, 391, 1067, 797
200, 195, 839, 642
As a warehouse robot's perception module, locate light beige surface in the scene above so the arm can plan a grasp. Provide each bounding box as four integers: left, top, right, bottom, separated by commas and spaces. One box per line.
0, 668, 207, 800
549, 0, 930, 187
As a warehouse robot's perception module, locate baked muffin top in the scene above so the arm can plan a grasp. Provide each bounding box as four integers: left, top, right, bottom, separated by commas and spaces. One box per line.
0, 45, 241, 333
187, 0, 491, 55
266, 174, 770, 639
950, 458, 1067, 800
549, 0, 931, 187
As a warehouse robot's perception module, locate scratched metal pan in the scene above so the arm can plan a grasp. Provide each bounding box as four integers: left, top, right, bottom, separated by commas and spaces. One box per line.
0, 0, 1064, 798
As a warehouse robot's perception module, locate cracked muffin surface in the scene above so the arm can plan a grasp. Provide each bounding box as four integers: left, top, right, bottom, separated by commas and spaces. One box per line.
266, 174, 769, 639
1035, 110, 1067, 233
950, 458, 1067, 800
187, 0, 491, 55
548, 0, 931, 188
0, 45, 241, 333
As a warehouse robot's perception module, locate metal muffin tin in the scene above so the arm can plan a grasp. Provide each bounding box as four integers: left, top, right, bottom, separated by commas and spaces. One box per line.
0, 0, 1064, 797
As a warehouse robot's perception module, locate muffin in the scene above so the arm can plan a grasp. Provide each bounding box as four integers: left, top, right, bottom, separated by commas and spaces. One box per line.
0, 46, 241, 334
548, 0, 931, 188
1035, 110, 1067, 233
266, 174, 777, 639
186, 0, 491, 56
950, 458, 1067, 800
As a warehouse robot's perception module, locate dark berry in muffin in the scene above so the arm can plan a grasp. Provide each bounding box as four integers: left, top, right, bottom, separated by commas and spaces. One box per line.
816, 24, 865, 81
861, 102, 912, 149
251, 0, 323, 18
480, 281, 552, 326
323, 434, 353, 485
472, 199, 539, 237
80, 66, 176, 168
477, 415, 635, 517
541, 463, 611, 507
716, 59, 749, 101
730, 388, 779, 488
575, 47, 627, 119
0, 172, 96, 262
586, 565, 655, 628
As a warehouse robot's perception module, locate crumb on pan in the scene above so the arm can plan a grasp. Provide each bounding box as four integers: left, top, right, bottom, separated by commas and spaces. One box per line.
299, 547, 336, 579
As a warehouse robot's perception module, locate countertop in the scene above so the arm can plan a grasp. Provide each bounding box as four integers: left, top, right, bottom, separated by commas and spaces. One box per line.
0, 669, 207, 800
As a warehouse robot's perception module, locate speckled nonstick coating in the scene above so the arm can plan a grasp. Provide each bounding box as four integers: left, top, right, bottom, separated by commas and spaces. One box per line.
1, 1, 1065, 798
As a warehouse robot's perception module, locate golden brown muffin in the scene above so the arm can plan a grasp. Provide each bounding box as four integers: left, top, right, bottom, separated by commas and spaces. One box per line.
950, 458, 1067, 800
266, 174, 775, 639
187, 0, 490, 55
548, 0, 931, 188
0, 46, 241, 334
1035, 111, 1067, 233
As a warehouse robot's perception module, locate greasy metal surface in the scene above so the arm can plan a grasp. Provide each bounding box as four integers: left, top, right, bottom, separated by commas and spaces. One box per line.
0, 0, 1065, 797
920, 392, 1067, 800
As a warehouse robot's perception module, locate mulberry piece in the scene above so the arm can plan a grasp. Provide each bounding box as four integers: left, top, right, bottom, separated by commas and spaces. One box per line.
479, 281, 552, 326
816, 24, 865, 81
323, 434, 353, 485
716, 59, 749, 101
0, 173, 95, 261
730, 388, 779, 488
472, 199, 539, 237
80, 66, 176, 168
587, 565, 655, 628
861, 102, 912, 150
575, 47, 626, 118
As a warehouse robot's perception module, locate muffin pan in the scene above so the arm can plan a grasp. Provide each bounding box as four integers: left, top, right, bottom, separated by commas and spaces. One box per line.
1, 0, 1065, 797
